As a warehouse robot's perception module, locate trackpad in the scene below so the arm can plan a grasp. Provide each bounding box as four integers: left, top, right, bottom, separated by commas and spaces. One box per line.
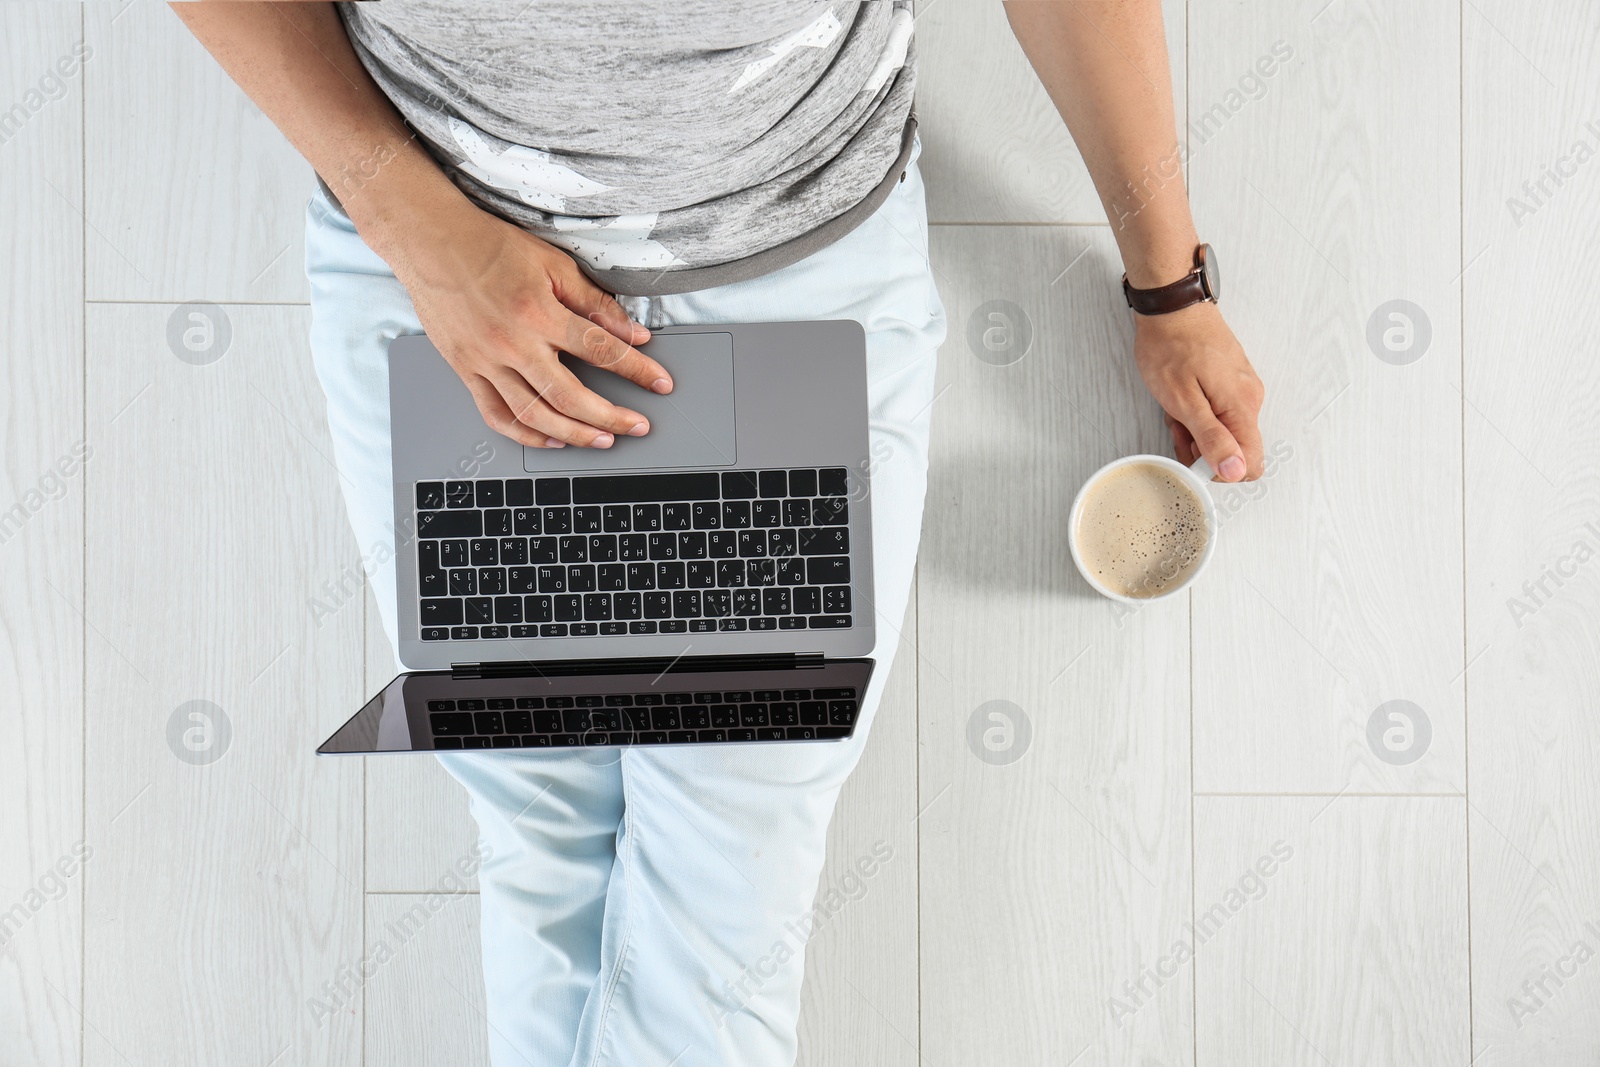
524, 331, 736, 472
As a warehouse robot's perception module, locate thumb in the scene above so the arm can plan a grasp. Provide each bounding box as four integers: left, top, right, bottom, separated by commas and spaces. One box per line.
1173, 394, 1247, 482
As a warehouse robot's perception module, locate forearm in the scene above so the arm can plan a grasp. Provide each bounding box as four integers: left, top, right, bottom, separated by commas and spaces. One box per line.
169, 2, 470, 271
1005, 0, 1196, 287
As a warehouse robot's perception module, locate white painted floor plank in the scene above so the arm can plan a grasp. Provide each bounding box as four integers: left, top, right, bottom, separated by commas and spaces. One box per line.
82, 303, 364, 1066
0, 8, 87, 1067
917, 0, 1186, 224
83, 0, 313, 303
1462, 3, 1600, 1063
1188, 0, 1465, 795
797, 588, 920, 1067
364, 893, 489, 1066
1194, 796, 1469, 1067
918, 226, 1193, 1066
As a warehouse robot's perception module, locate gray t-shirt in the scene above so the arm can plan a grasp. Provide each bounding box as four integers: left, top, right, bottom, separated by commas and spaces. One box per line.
330, 0, 918, 296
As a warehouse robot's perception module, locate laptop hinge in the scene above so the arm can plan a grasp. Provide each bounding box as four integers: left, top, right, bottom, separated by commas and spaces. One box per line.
450, 651, 826, 680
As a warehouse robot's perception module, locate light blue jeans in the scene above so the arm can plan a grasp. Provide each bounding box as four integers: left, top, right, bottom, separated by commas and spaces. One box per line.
305, 141, 945, 1067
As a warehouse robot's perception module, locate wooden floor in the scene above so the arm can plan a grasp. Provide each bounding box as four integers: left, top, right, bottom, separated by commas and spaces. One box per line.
3, 1, 1597, 1064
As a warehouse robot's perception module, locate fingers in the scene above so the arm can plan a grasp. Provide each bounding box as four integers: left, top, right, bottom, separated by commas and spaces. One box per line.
1166, 414, 1198, 466
560, 309, 674, 395
1170, 390, 1248, 482
488, 367, 651, 449
460, 374, 567, 449
550, 265, 674, 395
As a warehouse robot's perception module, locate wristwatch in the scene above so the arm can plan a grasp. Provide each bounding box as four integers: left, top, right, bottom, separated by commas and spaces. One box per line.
1122, 243, 1220, 315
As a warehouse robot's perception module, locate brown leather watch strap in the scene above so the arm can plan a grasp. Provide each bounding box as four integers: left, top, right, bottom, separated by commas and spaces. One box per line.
1122, 244, 1218, 316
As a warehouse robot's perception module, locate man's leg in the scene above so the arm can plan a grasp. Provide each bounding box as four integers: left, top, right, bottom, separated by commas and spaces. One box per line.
568, 146, 946, 1067
304, 188, 626, 1066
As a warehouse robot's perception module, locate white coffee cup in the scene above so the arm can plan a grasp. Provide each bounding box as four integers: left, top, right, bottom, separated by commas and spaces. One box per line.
1067, 454, 1219, 603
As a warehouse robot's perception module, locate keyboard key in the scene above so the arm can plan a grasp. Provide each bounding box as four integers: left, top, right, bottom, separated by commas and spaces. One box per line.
689, 619, 717, 632
511, 624, 539, 638
572, 506, 602, 533
484, 509, 513, 536
708, 531, 738, 558
478, 567, 506, 595
450, 626, 479, 640
691, 501, 721, 529
777, 558, 807, 585
722, 501, 751, 529
543, 507, 573, 534
597, 563, 626, 591
428, 699, 457, 711
814, 497, 850, 526
462, 736, 490, 748
499, 537, 528, 565
698, 729, 728, 743
786, 726, 818, 741
717, 560, 745, 587
751, 500, 783, 528
614, 592, 642, 620
669, 731, 698, 744
572, 472, 720, 504
657, 561, 687, 589
782, 499, 811, 527
571, 623, 598, 635
422, 627, 451, 641
508, 567, 537, 593
506, 478, 534, 506
729, 728, 757, 742
757, 727, 786, 741
524, 595, 553, 622
475, 480, 504, 508
540, 624, 568, 637
605, 695, 633, 706
446, 481, 474, 508
494, 596, 523, 623
749, 617, 777, 630
619, 534, 648, 561
602, 505, 632, 532
737, 530, 767, 557
681, 706, 712, 729
819, 468, 849, 496
662, 502, 693, 530
588, 534, 618, 562
787, 469, 818, 497
824, 586, 851, 613
648, 533, 677, 560
770, 703, 800, 726
513, 508, 541, 535
799, 528, 848, 556
528, 537, 558, 563
793, 587, 821, 615
600, 621, 628, 635
800, 701, 827, 725
567, 565, 596, 592
583, 593, 612, 620
465, 597, 493, 625
807, 556, 851, 584
535, 478, 570, 505
632, 504, 662, 531
558, 536, 587, 563
516, 697, 545, 709
673, 590, 701, 617
686, 560, 716, 588
703, 590, 731, 617
473, 711, 504, 734
536, 566, 566, 593
534, 711, 562, 733
829, 700, 859, 725
678, 531, 707, 559
416, 482, 445, 510
721, 470, 759, 498
545, 697, 574, 708
710, 705, 739, 728
650, 708, 681, 731
740, 704, 768, 727
448, 569, 476, 596
762, 588, 791, 615
470, 538, 498, 566
759, 470, 787, 498
418, 510, 482, 538
733, 589, 762, 616
554, 595, 582, 622
629, 620, 658, 634
627, 563, 656, 590
644, 593, 672, 619
434, 736, 463, 748
748, 559, 776, 587
719, 618, 747, 631
431, 712, 473, 736
639, 731, 669, 745
491, 735, 519, 748
809, 615, 852, 629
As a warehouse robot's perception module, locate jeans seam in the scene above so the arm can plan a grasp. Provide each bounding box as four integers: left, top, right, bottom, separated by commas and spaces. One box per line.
584, 757, 639, 1067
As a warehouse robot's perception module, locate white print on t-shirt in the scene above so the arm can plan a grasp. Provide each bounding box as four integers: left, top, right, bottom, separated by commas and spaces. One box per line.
862, 4, 913, 94
545, 212, 688, 271
728, 7, 843, 95
448, 116, 611, 212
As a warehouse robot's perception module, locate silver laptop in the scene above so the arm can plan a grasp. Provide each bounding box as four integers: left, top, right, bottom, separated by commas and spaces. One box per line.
319, 321, 875, 754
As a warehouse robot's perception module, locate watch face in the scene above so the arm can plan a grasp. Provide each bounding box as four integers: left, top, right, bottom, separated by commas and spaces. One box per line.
1199, 243, 1220, 301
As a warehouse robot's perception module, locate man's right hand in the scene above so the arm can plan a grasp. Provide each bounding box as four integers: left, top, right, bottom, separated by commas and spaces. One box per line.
391, 199, 673, 450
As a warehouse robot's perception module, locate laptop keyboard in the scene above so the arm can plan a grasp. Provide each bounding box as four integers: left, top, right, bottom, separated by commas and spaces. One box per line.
425, 686, 860, 747
412, 470, 855, 641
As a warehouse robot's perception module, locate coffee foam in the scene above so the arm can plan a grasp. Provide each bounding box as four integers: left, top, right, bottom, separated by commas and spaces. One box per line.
1075, 462, 1209, 598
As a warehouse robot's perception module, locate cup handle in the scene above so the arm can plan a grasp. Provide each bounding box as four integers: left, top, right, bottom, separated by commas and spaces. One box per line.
1190, 456, 1215, 483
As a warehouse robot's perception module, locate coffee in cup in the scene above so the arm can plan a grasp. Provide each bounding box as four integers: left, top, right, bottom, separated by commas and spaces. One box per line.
1068, 455, 1218, 601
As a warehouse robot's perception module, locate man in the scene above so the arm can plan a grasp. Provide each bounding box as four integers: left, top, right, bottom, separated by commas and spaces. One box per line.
176, 3, 1263, 1064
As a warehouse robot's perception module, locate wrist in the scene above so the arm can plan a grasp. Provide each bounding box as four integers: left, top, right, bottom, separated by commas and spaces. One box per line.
1121, 234, 1201, 289
336, 140, 479, 266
